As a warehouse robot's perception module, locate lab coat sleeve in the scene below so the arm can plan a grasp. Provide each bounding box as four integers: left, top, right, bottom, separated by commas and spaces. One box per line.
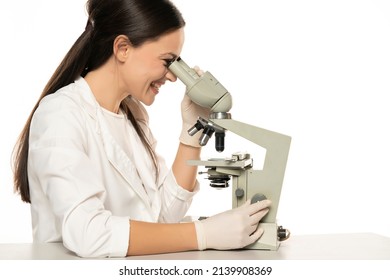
157, 169, 200, 223
28, 95, 129, 258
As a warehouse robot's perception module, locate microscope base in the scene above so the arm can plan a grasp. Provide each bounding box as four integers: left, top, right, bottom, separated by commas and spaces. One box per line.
245, 223, 281, 251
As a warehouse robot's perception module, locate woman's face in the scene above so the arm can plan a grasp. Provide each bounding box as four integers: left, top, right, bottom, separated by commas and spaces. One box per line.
120, 28, 185, 106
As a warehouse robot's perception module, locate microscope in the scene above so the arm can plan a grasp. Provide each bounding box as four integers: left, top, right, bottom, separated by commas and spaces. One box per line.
169, 58, 291, 250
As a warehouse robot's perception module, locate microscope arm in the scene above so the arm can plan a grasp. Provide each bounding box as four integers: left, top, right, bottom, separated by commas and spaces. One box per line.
211, 118, 291, 222
211, 118, 291, 177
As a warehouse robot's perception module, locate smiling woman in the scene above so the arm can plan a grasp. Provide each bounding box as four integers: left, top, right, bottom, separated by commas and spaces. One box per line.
84, 29, 184, 109
11, 0, 271, 258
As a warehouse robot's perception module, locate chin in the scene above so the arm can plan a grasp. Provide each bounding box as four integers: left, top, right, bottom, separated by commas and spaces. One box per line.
141, 98, 155, 106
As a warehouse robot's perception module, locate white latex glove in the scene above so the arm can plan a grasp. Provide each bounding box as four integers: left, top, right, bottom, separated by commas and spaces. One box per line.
179, 66, 211, 147
194, 200, 271, 250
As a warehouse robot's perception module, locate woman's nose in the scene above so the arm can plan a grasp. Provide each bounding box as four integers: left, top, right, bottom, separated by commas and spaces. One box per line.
165, 70, 177, 82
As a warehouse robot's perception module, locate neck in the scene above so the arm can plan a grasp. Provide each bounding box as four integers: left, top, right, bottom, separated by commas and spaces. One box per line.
84, 58, 127, 113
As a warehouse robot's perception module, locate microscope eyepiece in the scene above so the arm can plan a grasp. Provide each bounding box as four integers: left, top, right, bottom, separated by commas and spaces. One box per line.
167, 56, 181, 68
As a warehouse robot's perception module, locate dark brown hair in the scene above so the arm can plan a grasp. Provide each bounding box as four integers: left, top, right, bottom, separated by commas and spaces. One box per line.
13, 0, 185, 203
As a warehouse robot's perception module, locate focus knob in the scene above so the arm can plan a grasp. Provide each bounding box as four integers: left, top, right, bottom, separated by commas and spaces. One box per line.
251, 193, 267, 204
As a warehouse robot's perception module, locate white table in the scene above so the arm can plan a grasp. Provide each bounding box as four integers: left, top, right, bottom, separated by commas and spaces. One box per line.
1, 233, 389, 260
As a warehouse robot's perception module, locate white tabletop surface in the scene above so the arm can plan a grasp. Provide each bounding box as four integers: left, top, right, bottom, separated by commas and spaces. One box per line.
1, 233, 389, 260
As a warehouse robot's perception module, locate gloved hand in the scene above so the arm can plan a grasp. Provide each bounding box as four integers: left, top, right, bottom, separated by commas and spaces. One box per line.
194, 200, 271, 250
179, 66, 211, 147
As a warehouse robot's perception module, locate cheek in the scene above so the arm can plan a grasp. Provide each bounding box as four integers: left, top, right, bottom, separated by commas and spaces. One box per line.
123, 61, 148, 87
122, 59, 166, 91
134, 60, 159, 79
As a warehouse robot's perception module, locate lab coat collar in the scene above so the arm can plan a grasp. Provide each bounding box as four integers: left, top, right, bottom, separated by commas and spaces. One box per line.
72, 77, 157, 218
73, 77, 99, 121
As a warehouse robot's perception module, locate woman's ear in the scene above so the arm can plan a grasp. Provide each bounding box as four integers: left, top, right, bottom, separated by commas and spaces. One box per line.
113, 35, 132, 63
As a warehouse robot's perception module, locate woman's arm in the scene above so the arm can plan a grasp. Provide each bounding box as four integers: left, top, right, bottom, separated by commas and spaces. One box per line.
172, 143, 201, 192
127, 220, 198, 255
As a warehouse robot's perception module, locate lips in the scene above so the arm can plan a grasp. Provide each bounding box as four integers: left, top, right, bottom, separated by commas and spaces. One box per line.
150, 81, 163, 94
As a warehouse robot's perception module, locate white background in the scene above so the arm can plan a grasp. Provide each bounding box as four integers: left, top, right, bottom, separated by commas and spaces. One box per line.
1, 0, 389, 244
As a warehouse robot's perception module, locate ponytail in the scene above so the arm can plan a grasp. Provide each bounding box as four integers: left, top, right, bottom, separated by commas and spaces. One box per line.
12, 22, 94, 203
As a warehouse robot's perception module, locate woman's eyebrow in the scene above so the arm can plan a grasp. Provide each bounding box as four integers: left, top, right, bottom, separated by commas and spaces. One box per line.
160, 52, 178, 59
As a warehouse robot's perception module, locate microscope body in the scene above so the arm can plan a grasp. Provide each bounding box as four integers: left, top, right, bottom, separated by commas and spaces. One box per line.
188, 118, 291, 250
168, 58, 291, 250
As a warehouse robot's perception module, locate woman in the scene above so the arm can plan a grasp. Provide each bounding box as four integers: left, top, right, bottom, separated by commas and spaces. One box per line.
13, 0, 271, 257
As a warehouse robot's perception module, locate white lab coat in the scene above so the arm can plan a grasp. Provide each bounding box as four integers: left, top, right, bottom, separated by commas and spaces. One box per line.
28, 77, 198, 257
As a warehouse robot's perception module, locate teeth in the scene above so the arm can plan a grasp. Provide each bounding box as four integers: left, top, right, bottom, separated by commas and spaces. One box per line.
151, 82, 160, 89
